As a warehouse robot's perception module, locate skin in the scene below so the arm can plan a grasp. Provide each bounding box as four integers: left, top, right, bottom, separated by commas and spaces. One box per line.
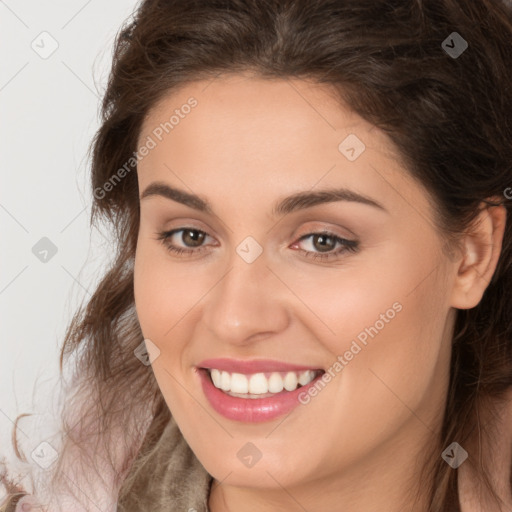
133, 73, 507, 512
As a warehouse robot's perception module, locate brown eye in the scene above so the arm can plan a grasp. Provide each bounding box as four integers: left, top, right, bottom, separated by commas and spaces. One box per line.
182, 229, 206, 247
156, 228, 214, 257
292, 231, 359, 262
311, 234, 337, 252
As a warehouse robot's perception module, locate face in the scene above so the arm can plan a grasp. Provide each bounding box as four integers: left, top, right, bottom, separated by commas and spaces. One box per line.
134, 74, 456, 496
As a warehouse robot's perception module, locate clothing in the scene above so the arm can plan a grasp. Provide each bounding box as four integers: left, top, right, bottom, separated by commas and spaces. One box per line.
0, 494, 26, 512
0, 416, 213, 512
117, 415, 213, 511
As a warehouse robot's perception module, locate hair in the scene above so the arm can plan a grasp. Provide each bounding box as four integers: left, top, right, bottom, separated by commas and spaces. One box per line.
3, 0, 512, 510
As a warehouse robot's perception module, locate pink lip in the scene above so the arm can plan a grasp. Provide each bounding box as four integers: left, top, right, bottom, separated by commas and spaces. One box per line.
196, 367, 325, 423
197, 358, 323, 374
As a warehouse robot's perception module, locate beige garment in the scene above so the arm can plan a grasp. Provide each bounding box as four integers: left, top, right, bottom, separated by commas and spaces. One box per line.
117, 415, 213, 512
0, 494, 25, 512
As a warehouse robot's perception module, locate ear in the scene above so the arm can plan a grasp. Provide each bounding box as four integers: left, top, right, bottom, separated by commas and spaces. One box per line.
450, 201, 507, 310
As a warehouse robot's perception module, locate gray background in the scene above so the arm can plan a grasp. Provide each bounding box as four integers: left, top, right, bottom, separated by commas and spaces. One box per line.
0, 0, 141, 474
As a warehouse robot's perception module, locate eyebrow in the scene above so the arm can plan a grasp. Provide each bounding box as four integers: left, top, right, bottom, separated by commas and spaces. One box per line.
140, 181, 387, 216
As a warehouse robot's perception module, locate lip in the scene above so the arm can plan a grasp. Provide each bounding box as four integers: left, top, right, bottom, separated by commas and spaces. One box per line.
196, 366, 325, 423
196, 358, 324, 374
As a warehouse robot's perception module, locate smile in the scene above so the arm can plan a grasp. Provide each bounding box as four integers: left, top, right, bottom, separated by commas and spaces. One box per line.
208, 368, 322, 397
196, 358, 326, 422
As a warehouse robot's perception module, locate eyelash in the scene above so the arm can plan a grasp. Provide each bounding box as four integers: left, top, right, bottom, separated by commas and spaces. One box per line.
156, 228, 359, 262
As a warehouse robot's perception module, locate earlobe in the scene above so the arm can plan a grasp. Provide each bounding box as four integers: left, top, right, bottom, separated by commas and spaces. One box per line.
450, 202, 507, 310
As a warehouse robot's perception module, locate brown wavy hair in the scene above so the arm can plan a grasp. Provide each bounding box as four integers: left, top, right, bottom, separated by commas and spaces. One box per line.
4, 0, 512, 509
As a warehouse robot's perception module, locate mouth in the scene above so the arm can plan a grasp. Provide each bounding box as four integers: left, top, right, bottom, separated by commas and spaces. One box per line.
202, 367, 325, 399
196, 363, 327, 423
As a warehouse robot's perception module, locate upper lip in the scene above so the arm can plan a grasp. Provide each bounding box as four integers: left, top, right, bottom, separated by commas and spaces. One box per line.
197, 358, 324, 374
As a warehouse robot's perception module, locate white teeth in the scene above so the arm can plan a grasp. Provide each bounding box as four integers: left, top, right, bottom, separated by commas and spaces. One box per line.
211, 369, 222, 388
268, 372, 284, 393
220, 371, 230, 391
283, 372, 298, 391
248, 373, 268, 394
230, 373, 249, 393
298, 370, 314, 386
208, 368, 319, 395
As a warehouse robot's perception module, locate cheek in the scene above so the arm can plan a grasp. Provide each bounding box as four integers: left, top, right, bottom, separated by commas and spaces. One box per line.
270, 245, 431, 358
133, 236, 204, 339
133, 248, 184, 411
290, 245, 451, 425
133, 237, 208, 410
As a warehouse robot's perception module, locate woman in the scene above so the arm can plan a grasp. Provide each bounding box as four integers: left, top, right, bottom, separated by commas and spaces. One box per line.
1, 0, 511, 510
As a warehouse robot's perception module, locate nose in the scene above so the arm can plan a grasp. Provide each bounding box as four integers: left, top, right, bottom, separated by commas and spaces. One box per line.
201, 250, 290, 346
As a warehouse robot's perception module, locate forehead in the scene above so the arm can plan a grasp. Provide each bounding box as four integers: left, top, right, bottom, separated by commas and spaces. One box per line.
139, 73, 396, 157
136, 74, 431, 224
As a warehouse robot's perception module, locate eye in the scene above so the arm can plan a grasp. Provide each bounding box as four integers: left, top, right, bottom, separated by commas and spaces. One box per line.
156, 227, 359, 261
156, 228, 215, 257
291, 231, 359, 261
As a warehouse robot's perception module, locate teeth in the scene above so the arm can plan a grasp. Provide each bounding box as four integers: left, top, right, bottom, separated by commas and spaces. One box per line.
211, 369, 222, 388
284, 372, 298, 391
249, 373, 268, 394
298, 371, 313, 386
208, 369, 319, 395
220, 371, 230, 391
231, 372, 248, 393
268, 372, 284, 393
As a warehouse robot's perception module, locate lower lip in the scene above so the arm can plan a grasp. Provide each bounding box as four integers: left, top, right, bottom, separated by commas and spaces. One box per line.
197, 368, 324, 423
